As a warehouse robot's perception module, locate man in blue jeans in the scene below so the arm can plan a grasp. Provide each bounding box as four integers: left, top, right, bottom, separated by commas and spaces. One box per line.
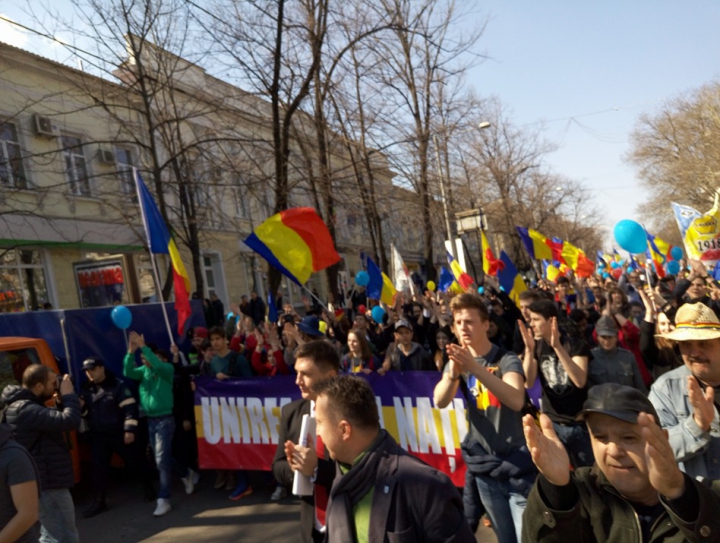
434, 293, 535, 543
124, 331, 175, 517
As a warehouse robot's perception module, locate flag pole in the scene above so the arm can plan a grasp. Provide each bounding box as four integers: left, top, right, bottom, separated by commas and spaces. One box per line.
299, 282, 330, 313
133, 168, 175, 346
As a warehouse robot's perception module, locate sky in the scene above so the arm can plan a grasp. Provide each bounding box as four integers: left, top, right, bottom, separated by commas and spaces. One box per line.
2, 1, 720, 248
466, 2, 720, 243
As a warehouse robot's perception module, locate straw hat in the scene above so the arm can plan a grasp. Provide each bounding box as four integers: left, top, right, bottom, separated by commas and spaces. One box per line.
658, 302, 720, 341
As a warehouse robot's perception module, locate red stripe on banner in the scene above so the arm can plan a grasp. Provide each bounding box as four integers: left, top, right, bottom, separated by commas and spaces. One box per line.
280, 208, 340, 271
197, 440, 467, 487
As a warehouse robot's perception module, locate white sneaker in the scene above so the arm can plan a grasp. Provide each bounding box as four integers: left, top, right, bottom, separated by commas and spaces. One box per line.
153, 498, 172, 517
191, 468, 200, 486
181, 472, 195, 495
270, 486, 287, 501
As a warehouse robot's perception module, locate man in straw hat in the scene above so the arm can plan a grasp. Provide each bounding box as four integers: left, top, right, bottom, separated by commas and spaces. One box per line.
522, 383, 720, 542
649, 302, 720, 481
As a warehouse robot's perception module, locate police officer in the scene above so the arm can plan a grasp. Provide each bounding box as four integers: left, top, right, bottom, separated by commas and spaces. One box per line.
80, 356, 144, 517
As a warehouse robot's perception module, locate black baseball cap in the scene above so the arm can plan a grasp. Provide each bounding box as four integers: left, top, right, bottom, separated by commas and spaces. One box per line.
395, 319, 412, 331
82, 357, 104, 371
575, 383, 659, 425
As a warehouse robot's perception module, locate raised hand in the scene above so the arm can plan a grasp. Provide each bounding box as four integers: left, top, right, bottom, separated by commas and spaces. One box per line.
518, 320, 535, 353
128, 331, 143, 350
549, 317, 562, 350
639, 413, 685, 499
688, 376, 717, 432
446, 344, 478, 375
523, 413, 570, 486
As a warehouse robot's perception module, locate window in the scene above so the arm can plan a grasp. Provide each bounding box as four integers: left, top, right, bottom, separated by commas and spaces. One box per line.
202, 252, 227, 304
0, 249, 53, 312
115, 147, 135, 196
136, 254, 158, 303
62, 135, 90, 196
233, 185, 250, 219
0, 347, 41, 391
0, 122, 28, 189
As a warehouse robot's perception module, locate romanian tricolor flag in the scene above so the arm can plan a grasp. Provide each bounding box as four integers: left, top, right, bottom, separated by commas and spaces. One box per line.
543, 260, 562, 283
497, 251, 527, 306
481, 230, 504, 276
244, 208, 340, 285
597, 251, 608, 270
438, 267, 457, 293
448, 252, 474, 291
646, 232, 671, 279
366, 257, 396, 305
135, 171, 192, 335
517, 227, 594, 278
516, 227, 554, 261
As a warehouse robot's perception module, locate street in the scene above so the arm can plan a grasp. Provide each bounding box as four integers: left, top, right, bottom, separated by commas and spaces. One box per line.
74, 471, 498, 542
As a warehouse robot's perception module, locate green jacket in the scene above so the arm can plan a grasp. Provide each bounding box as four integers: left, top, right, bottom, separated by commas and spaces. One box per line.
522, 466, 720, 543
123, 346, 174, 418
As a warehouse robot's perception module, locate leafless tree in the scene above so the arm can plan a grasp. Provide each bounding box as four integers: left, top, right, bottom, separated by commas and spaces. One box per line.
627, 81, 720, 237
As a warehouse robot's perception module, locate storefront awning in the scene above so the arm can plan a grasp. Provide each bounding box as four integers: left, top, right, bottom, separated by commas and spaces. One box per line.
0, 214, 144, 252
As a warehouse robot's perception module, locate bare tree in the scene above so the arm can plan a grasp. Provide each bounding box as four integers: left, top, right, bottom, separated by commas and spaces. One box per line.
367, 0, 484, 280
627, 81, 720, 235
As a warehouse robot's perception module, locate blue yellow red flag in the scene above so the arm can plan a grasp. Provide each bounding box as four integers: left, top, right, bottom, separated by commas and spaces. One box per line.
135, 170, 191, 334
244, 208, 340, 285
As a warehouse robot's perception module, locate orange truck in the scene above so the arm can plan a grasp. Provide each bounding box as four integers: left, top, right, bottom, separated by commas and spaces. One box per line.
0, 336, 82, 482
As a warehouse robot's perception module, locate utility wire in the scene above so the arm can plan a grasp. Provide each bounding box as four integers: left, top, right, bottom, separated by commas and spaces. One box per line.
0, 14, 107, 64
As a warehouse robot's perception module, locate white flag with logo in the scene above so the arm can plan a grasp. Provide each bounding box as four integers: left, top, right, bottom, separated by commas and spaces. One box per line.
391, 244, 411, 294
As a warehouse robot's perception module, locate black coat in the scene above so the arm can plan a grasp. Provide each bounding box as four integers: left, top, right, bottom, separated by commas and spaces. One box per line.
249, 297, 266, 325
80, 371, 138, 435
1, 385, 80, 490
325, 431, 475, 543
272, 398, 335, 543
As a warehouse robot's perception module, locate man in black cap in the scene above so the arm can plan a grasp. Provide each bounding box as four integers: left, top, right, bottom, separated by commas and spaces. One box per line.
522, 383, 720, 542
380, 319, 434, 373
80, 356, 145, 517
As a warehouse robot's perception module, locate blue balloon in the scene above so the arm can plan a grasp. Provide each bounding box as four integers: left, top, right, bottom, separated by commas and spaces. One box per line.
670, 246, 684, 261
371, 306, 386, 323
602, 272, 610, 279
111, 305, 132, 330
666, 260, 680, 275
477, 286, 484, 294
613, 220, 647, 254
610, 261, 620, 269
355, 270, 370, 287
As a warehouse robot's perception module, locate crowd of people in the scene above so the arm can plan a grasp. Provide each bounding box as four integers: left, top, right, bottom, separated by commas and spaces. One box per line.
0, 257, 719, 542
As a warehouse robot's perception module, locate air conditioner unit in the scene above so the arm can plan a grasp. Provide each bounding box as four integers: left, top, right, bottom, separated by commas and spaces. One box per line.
98, 148, 115, 164
33, 114, 59, 138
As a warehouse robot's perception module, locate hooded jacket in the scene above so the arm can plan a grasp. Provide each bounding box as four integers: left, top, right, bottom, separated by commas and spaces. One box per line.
0, 385, 80, 490
389, 342, 435, 372
123, 346, 174, 417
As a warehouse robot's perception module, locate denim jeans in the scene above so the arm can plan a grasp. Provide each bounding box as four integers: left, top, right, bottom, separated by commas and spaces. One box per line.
552, 422, 594, 468
39, 488, 79, 543
463, 468, 485, 533
473, 475, 526, 543
148, 415, 175, 499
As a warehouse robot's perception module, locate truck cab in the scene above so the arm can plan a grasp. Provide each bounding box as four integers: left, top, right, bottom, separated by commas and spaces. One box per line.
0, 337, 81, 481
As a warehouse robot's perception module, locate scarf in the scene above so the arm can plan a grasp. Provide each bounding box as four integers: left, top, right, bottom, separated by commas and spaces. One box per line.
326, 430, 389, 543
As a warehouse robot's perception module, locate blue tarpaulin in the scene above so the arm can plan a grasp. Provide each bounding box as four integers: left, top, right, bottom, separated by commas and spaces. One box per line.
0, 300, 205, 381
